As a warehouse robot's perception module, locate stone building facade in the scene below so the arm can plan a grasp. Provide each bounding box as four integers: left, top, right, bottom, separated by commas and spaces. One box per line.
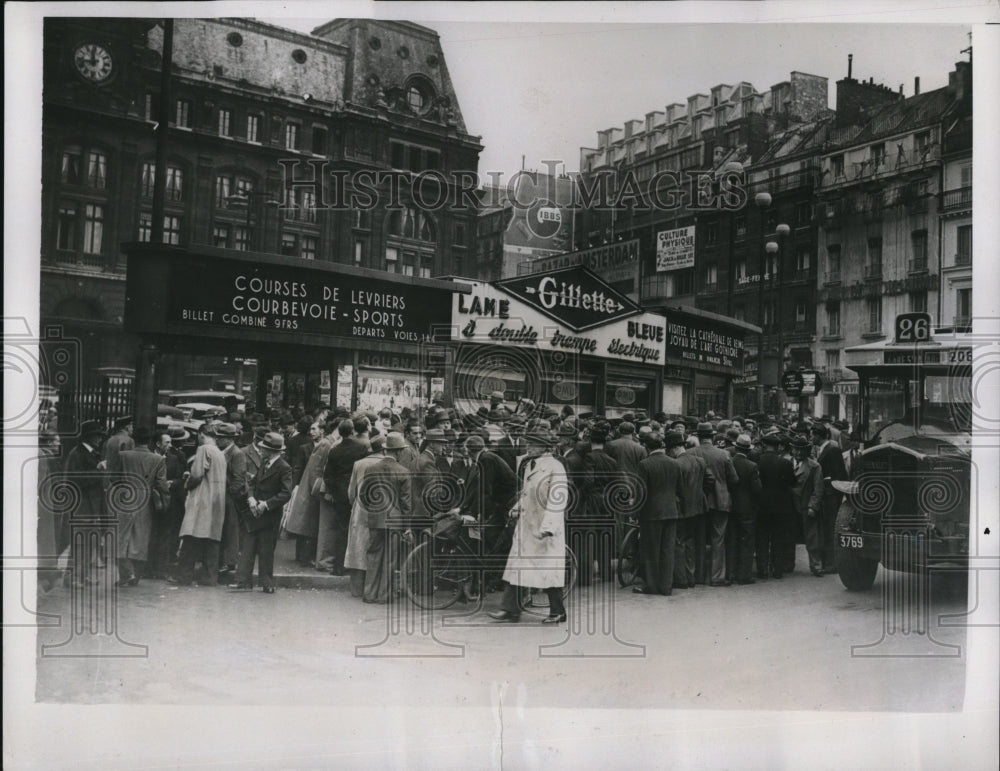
41, 17, 482, 382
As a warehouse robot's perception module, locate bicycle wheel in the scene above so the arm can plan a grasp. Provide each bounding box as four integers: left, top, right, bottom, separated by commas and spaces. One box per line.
401, 539, 474, 610
562, 543, 578, 599
617, 526, 640, 587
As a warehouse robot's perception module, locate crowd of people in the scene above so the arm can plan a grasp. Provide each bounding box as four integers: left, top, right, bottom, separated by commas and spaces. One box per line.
42, 391, 856, 622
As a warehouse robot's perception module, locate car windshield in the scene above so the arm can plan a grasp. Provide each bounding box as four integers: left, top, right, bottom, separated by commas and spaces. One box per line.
862, 371, 971, 444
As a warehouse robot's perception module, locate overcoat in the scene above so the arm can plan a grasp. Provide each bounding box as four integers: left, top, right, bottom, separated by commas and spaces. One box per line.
502, 453, 567, 589
687, 442, 738, 512
637, 451, 685, 521
244, 455, 293, 533
344, 453, 385, 570
116, 446, 169, 560
179, 443, 227, 540
285, 435, 333, 537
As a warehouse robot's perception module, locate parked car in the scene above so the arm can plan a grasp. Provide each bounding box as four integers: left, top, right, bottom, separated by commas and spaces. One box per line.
173, 402, 228, 421
167, 391, 245, 413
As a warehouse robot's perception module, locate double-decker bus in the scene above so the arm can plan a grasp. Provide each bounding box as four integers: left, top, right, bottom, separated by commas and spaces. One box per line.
834, 313, 972, 590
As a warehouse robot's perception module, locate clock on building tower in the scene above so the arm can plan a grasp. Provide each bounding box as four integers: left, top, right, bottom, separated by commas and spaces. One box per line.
73, 42, 115, 84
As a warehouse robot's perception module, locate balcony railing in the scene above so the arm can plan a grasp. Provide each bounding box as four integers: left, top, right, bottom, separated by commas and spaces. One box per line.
821, 326, 842, 339
54, 249, 105, 270
954, 251, 972, 267
862, 324, 885, 338
823, 270, 841, 285
940, 186, 972, 213
863, 263, 883, 281
908, 259, 928, 274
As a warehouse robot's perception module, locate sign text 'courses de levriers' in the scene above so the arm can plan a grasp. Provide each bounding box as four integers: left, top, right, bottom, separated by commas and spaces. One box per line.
167, 254, 451, 342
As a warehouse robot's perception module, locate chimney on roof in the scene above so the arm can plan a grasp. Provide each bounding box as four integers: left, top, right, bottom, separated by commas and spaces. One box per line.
914, 77, 920, 96
848, 54, 853, 79
899, 84, 904, 95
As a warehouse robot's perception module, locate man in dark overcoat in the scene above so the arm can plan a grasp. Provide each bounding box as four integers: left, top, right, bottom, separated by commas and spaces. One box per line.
790, 434, 825, 576
666, 430, 710, 589
578, 423, 619, 585
214, 422, 248, 579
229, 432, 293, 593
688, 422, 739, 586
726, 435, 762, 584
320, 418, 370, 574
635, 434, 685, 596
461, 434, 517, 554
812, 423, 848, 574
755, 432, 796, 579
62, 420, 107, 587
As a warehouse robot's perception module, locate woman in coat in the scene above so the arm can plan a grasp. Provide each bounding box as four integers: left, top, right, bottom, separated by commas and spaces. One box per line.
489, 429, 568, 624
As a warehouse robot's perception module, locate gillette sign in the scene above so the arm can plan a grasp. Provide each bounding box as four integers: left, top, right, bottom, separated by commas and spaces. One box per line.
495, 266, 640, 332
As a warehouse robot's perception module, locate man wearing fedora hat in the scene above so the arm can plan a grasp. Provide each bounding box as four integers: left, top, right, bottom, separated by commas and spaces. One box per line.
489, 428, 568, 624
213, 423, 248, 581
461, 434, 517, 556
812, 422, 848, 575
361, 432, 413, 603
113, 426, 169, 586
62, 419, 108, 587
320, 418, 371, 575
790, 434, 825, 576
410, 428, 452, 527
147, 427, 188, 579
727, 435, 762, 584
578, 421, 618, 586
635, 433, 685, 595
755, 431, 796, 580
230, 431, 293, 593
171, 424, 228, 586
665, 430, 710, 590
688, 422, 738, 586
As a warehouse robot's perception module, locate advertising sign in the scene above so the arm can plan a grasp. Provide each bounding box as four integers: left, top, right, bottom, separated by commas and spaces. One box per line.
661, 309, 746, 375
495, 266, 640, 332
800, 370, 823, 396
655, 226, 696, 272
782, 371, 804, 395
164, 253, 451, 343
525, 239, 641, 297
454, 279, 665, 366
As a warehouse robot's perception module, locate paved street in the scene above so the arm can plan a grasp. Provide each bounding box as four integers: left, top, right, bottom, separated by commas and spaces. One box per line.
35, 545, 968, 712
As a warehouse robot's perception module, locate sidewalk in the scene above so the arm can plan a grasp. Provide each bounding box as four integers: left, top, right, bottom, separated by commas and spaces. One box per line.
271, 534, 343, 590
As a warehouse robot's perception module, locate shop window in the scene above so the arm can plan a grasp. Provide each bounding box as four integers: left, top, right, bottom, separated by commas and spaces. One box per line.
247, 114, 260, 143
605, 377, 652, 419
218, 108, 232, 137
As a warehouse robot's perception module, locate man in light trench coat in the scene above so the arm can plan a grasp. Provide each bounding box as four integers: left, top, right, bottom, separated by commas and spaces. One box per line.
488, 428, 568, 624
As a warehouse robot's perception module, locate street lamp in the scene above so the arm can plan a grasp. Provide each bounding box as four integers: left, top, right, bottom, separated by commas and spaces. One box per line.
754, 192, 772, 412
766, 221, 791, 417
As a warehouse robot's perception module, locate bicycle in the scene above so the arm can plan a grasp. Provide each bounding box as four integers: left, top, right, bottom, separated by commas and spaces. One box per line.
617, 517, 641, 587
401, 513, 578, 610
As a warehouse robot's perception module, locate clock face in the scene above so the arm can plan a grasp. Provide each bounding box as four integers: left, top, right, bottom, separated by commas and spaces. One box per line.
73, 43, 114, 83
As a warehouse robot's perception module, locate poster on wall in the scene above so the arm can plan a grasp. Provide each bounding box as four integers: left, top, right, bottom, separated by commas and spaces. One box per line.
356, 373, 424, 414
655, 226, 695, 272
431, 377, 445, 403
270, 373, 284, 408
335, 365, 353, 409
